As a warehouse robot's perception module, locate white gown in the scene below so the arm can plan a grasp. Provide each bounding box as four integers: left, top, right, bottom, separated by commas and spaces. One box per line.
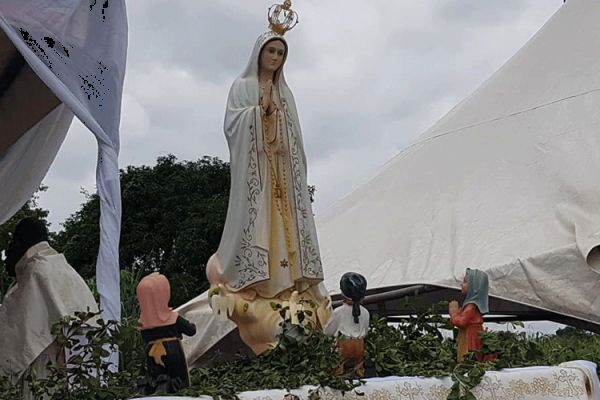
208, 31, 324, 299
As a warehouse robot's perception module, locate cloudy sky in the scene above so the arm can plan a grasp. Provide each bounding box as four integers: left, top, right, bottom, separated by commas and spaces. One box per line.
38, 0, 563, 230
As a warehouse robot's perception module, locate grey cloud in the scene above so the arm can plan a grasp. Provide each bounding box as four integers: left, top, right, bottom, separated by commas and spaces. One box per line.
436, 0, 530, 25
127, 0, 266, 83
37, 1, 562, 228
46, 122, 97, 181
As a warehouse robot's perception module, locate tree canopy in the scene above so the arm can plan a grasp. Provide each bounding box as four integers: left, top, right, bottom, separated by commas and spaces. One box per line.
52, 155, 230, 306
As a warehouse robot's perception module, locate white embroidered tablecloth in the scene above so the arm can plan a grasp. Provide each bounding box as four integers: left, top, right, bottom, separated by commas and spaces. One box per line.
136, 362, 599, 400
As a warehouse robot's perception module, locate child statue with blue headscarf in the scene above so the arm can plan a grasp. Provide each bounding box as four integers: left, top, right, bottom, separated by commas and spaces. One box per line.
448, 268, 497, 362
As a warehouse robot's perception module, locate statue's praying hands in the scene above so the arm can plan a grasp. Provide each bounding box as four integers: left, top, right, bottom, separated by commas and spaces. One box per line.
448, 300, 460, 317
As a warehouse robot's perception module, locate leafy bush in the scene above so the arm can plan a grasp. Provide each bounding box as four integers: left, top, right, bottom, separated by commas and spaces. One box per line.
182, 320, 358, 399
366, 307, 456, 377
1, 302, 598, 400
0, 311, 141, 400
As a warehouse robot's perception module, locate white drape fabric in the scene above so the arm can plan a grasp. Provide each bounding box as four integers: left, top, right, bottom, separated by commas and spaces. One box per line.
0, 0, 128, 324
176, 292, 237, 368
560, 361, 600, 400
317, 0, 600, 326
0, 105, 73, 224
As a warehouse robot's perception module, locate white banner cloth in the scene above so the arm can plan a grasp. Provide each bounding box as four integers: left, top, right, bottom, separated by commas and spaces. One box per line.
134, 363, 599, 400
0, 0, 128, 323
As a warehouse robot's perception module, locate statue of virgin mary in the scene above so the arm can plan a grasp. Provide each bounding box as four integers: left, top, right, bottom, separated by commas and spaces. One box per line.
206, 8, 331, 353
209, 31, 323, 295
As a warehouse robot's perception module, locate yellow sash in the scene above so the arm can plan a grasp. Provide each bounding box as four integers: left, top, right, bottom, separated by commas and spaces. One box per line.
148, 337, 178, 367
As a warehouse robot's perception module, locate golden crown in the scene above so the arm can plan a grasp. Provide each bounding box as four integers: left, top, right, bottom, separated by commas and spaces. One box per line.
268, 0, 299, 36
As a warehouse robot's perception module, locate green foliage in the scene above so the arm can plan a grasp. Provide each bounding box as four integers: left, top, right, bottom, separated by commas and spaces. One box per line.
447, 361, 488, 400
366, 307, 600, 400
0, 311, 141, 399
1, 303, 599, 400
83, 268, 148, 378
182, 313, 358, 399
115, 268, 147, 373
366, 307, 486, 400
366, 314, 456, 377
0, 375, 20, 399
0, 270, 147, 399
0, 306, 357, 400
539, 326, 600, 363
52, 155, 230, 307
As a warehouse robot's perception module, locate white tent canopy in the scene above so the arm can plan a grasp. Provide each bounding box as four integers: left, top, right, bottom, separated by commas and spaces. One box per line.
318, 0, 600, 327
0, 0, 128, 323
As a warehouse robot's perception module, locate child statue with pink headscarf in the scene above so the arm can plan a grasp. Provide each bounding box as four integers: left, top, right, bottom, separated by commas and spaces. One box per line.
136, 272, 196, 394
